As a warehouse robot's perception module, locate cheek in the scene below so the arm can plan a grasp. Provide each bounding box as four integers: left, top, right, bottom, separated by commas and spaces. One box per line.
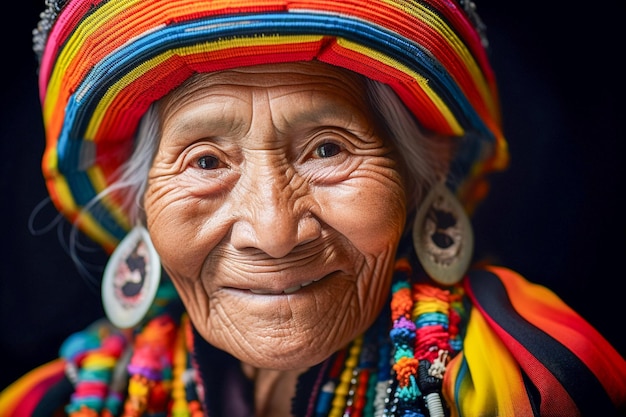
317, 171, 406, 309
143, 177, 227, 278
320, 174, 407, 256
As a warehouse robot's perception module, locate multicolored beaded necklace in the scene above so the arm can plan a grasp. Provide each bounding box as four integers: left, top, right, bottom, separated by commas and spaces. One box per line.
58, 280, 203, 417
57, 256, 466, 417
311, 257, 466, 417
61, 314, 204, 417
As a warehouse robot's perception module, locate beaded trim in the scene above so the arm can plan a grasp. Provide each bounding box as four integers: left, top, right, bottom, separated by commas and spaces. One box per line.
458, 0, 489, 48
388, 259, 465, 417
32, 0, 67, 60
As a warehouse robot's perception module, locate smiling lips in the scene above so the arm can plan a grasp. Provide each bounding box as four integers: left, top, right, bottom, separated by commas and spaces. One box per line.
248, 278, 317, 295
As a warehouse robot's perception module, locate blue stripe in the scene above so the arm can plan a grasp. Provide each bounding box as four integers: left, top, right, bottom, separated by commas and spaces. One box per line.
70, 12, 490, 138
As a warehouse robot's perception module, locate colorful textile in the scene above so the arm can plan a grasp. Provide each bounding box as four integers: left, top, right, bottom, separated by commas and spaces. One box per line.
444, 267, 626, 416
35, 0, 509, 252
0, 359, 66, 417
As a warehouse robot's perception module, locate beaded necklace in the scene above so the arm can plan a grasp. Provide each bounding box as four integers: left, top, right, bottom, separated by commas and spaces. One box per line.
61, 321, 128, 417
311, 256, 466, 417
61, 314, 205, 417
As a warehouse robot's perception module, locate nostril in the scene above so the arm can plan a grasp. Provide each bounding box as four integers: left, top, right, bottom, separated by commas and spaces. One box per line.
230, 213, 321, 258
230, 221, 258, 251
297, 215, 322, 246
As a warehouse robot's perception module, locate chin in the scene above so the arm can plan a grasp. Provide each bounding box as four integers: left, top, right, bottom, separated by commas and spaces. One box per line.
201, 303, 369, 370
236, 344, 335, 371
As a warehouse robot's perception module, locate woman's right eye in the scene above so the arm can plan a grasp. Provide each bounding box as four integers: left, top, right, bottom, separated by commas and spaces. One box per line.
314, 142, 342, 159
196, 155, 220, 170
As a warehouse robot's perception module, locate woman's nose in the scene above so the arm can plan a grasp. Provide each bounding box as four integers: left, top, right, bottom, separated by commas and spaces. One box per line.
230, 168, 321, 258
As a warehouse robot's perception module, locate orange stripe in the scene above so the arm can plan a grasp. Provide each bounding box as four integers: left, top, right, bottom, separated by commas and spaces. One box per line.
0, 359, 66, 417
45, 0, 498, 141
320, 44, 458, 135
93, 40, 324, 141
291, 0, 498, 128
44, 0, 289, 142
487, 266, 626, 408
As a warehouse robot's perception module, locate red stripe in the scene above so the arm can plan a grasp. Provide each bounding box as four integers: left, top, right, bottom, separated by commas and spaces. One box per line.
464, 274, 581, 416
487, 266, 626, 409
2, 362, 66, 417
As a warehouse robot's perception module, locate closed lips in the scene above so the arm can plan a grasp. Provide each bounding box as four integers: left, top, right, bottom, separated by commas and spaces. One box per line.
249, 279, 317, 295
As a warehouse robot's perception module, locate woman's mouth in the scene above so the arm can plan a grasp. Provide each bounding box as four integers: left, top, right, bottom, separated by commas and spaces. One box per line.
248, 279, 317, 295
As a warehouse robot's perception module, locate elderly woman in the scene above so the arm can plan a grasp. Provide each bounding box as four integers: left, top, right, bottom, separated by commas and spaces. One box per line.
1, 0, 625, 416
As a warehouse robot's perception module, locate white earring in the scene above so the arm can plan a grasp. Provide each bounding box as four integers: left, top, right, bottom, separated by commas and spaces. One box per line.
412, 182, 474, 286
102, 225, 161, 329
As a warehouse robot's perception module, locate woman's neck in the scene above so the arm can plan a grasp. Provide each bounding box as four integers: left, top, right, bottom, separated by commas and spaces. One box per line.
240, 363, 308, 417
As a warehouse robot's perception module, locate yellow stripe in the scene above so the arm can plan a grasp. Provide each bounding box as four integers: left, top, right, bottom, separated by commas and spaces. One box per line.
0, 359, 65, 417
84, 34, 325, 138
455, 308, 529, 416
83, 353, 117, 368
382, 0, 497, 117
86, 165, 132, 232
50, 175, 79, 216
412, 298, 449, 317
79, 213, 120, 252
338, 38, 464, 135
43, 0, 142, 135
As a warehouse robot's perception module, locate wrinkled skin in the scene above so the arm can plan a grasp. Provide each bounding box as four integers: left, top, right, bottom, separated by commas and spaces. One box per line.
144, 61, 407, 372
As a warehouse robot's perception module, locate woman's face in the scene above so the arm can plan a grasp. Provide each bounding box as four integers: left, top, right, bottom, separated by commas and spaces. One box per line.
144, 61, 407, 370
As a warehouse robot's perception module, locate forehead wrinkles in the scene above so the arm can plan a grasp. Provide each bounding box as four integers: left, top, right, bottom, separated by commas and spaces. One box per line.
159, 69, 374, 143
266, 84, 372, 136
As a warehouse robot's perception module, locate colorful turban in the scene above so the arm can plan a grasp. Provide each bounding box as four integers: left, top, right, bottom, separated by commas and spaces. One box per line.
35, 0, 509, 252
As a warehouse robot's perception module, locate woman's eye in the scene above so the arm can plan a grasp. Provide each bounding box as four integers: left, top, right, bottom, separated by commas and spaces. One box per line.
196, 155, 220, 170
315, 142, 342, 158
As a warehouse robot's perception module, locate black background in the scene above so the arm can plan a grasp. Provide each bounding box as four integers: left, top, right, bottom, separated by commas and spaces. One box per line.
1, 1, 624, 390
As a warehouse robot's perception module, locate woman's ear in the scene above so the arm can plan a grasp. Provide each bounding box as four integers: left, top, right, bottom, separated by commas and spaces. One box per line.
412, 182, 474, 285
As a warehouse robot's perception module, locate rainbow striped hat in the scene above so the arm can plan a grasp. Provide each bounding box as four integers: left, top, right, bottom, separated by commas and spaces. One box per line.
34, 0, 509, 253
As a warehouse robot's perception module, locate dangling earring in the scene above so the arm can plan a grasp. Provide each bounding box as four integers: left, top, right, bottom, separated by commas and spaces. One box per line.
102, 225, 161, 329
412, 182, 474, 286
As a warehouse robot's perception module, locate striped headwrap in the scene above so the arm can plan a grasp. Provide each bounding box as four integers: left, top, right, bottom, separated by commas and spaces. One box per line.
34, 0, 509, 252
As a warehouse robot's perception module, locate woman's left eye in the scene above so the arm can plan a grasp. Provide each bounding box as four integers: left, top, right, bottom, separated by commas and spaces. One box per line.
314, 142, 342, 158
196, 155, 221, 170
